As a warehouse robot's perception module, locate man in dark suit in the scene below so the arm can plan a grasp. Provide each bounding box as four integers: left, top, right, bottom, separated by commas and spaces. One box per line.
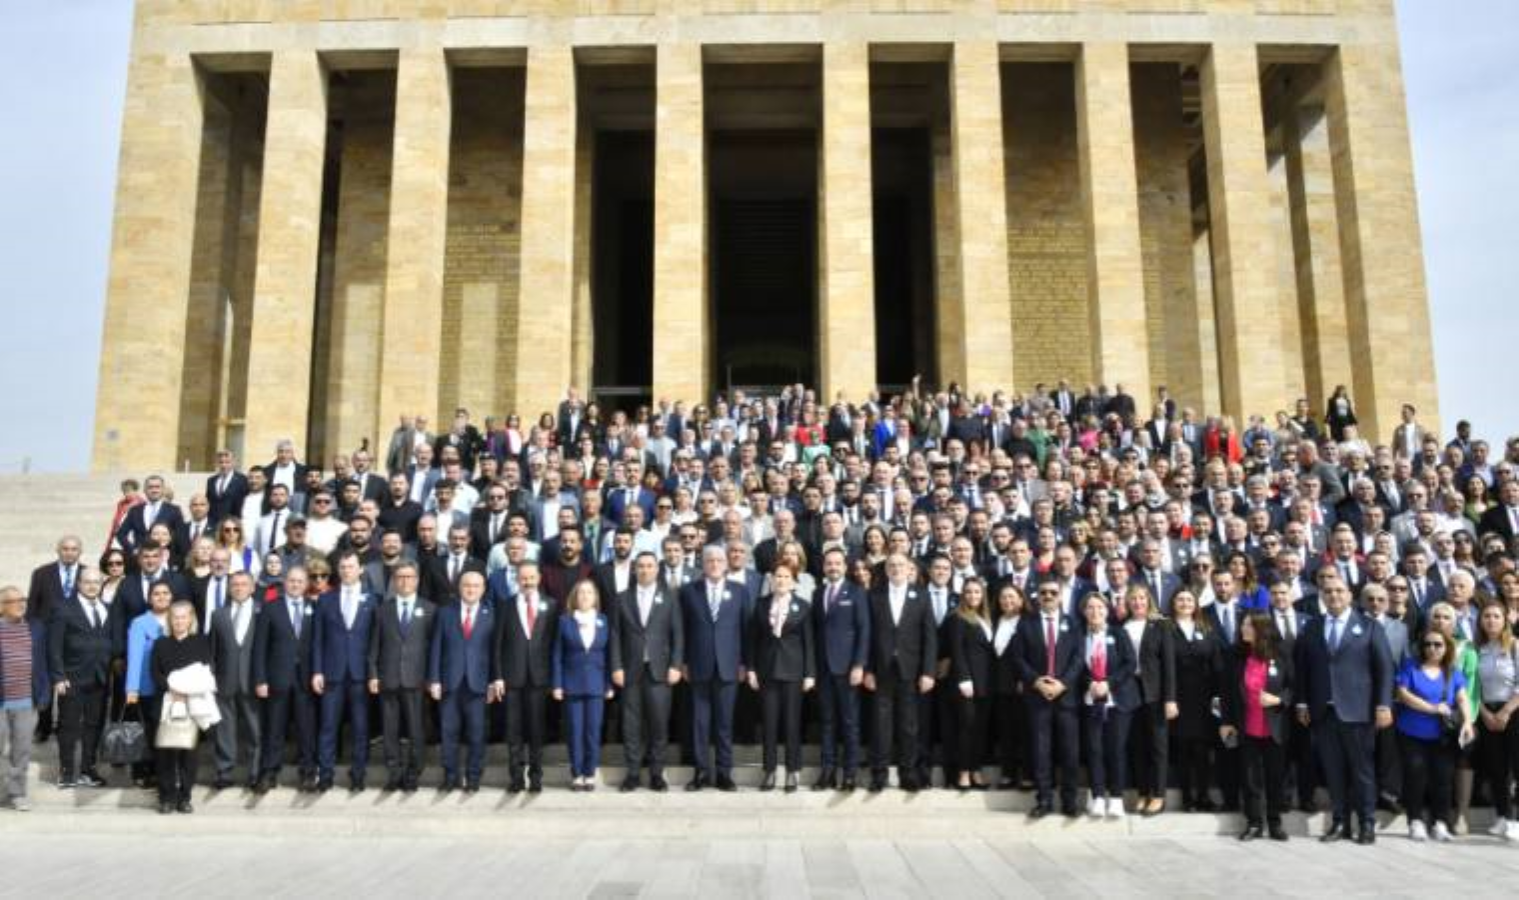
919, 556, 960, 788
27, 534, 82, 638
206, 450, 250, 525
47, 567, 120, 788
1293, 572, 1394, 844
469, 484, 514, 561
209, 572, 261, 789
497, 561, 559, 792
679, 545, 749, 791
813, 547, 870, 791
368, 561, 436, 792
436, 524, 487, 605
348, 449, 389, 505
1015, 580, 1085, 818
312, 553, 377, 792
251, 567, 319, 793
117, 543, 190, 621
1266, 576, 1317, 810
610, 552, 685, 792
428, 571, 504, 792
1132, 540, 1183, 614
864, 554, 937, 793
1478, 480, 1519, 543
114, 475, 185, 554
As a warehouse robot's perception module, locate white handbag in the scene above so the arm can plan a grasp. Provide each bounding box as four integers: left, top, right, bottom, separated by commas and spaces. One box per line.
156, 698, 200, 750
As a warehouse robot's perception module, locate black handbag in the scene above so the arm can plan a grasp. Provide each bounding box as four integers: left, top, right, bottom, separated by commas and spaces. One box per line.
101, 694, 147, 766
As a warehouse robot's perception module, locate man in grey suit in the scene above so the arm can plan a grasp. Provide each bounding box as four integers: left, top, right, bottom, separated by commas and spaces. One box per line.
210, 572, 262, 790
611, 552, 685, 792
1362, 582, 1408, 812
367, 562, 436, 793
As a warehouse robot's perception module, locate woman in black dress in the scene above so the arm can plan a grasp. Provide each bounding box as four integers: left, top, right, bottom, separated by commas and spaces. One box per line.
1123, 585, 1177, 816
149, 600, 214, 814
949, 578, 995, 791
1169, 588, 1223, 811
991, 582, 1030, 789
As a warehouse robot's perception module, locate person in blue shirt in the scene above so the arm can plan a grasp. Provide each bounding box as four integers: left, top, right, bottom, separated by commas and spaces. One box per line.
552, 579, 612, 791
1395, 628, 1476, 842
124, 581, 175, 789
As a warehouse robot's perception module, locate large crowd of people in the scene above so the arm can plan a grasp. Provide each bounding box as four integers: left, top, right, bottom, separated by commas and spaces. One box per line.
3, 379, 1518, 846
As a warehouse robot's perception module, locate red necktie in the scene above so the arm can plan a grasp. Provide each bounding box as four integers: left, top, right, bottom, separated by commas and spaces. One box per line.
462, 607, 474, 640
1092, 636, 1107, 681
1045, 617, 1057, 677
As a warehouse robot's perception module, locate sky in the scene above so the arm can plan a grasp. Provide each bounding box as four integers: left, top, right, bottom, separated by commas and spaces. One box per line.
0, 1, 1513, 473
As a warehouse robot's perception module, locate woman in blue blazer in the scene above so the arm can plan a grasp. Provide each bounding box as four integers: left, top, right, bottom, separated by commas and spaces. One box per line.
552, 580, 612, 791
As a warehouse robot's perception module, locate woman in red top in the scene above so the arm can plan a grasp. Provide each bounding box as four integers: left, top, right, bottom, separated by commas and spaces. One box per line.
1203, 415, 1245, 464
1218, 610, 1294, 842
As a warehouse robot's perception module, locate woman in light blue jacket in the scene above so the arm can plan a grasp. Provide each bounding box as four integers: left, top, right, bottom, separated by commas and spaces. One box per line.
123, 580, 174, 789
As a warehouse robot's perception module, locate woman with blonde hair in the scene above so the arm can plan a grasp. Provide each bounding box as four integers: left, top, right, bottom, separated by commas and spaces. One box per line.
1474, 598, 1519, 841
1124, 585, 1176, 816
949, 578, 995, 791
551, 580, 611, 791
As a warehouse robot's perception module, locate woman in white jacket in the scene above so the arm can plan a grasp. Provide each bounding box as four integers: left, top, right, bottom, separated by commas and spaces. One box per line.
149, 602, 215, 814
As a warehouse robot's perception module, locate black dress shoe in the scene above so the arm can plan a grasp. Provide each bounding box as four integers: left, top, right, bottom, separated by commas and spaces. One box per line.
508, 779, 525, 794
1355, 827, 1376, 846
620, 776, 640, 793
251, 776, 271, 795
716, 773, 738, 792
813, 768, 836, 792
1320, 821, 1347, 843
463, 781, 480, 794
349, 776, 366, 794
383, 776, 403, 793
784, 773, 798, 793
840, 774, 857, 792
158, 801, 174, 815
650, 775, 669, 793
316, 777, 334, 793
439, 777, 458, 793
901, 775, 920, 793
176, 800, 194, 814
1238, 825, 1263, 842
1061, 804, 1080, 819
759, 771, 776, 792
868, 774, 887, 793
528, 777, 543, 794
1268, 822, 1289, 842
1194, 797, 1218, 813
1029, 804, 1052, 820
1297, 798, 1319, 814
686, 772, 708, 792
402, 775, 419, 793
211, 776, 233, 791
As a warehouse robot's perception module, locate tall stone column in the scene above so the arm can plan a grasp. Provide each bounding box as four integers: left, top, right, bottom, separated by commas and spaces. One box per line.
1324, 43, 1440, 439
511, 45, 578, 419
1283, 104, 1352, 409
1199, 43, 1285, 421
949, 41, 1015, 394
377, 48, 453, 440
91, 49, 205, 472
651, 42, 707, 407
818, 41, 877, 402
242, 51, 328, 463
1076, 42, 1151, 404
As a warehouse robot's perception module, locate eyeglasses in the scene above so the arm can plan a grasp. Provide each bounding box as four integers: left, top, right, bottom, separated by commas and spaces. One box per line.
656, 503, 673, 510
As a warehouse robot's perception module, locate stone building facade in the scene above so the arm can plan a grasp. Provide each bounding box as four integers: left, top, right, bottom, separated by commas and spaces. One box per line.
92, 0, 1437, 471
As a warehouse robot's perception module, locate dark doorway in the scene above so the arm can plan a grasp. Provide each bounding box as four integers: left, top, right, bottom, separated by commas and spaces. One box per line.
591, 130, 654, 406
708, 130, 817, 391
871, 127, 937, 390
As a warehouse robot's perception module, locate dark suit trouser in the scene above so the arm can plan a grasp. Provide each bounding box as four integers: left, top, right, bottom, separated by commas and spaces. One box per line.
1241, 735, 1286, 827
917, 681, 958, 782
262, 686, 317, 778
621, 667, 672, 776
1130, 701, 1170, 797
56, 684, 104, 778
1214, 734, 1241, 808
1082, 707, 1132, 798
214, 692, 262, 780
135, 695, 161, 780
318, 679, 370, 779
1029, 699, 1079, 808
950, 695, 987, 777
760, 680, 802, 772
156, 747, 197, 804
504, 686, 548, 779
565, 694, 605, 778
1400, 732, 1454, 824
993, 693, 1027, 780
1287, 717, 1317, 805
440, 689, 486, 783
818, 673, 861, 772
690, 679, 737, 776
870, 676, 919, 779
381, 689, 426, 778
1376, 724, 1403, 801
1315, 712, 1376, 826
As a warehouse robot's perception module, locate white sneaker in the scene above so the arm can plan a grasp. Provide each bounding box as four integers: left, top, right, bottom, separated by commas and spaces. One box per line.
1505, 820, 1519, 843
1432, 821, 1454, 842
10, 797, 31, 813
1088, 795, 1105, 819
1408, 820, 1428, 842
1489, 817, 1510, 838
1106, 796, 1126, 819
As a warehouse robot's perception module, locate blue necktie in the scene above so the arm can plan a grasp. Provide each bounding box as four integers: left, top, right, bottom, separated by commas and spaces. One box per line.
1328, 617, 1341, 652
401, 601, 412, 636
214, 579, 224, 612
62, 567, 74, 596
